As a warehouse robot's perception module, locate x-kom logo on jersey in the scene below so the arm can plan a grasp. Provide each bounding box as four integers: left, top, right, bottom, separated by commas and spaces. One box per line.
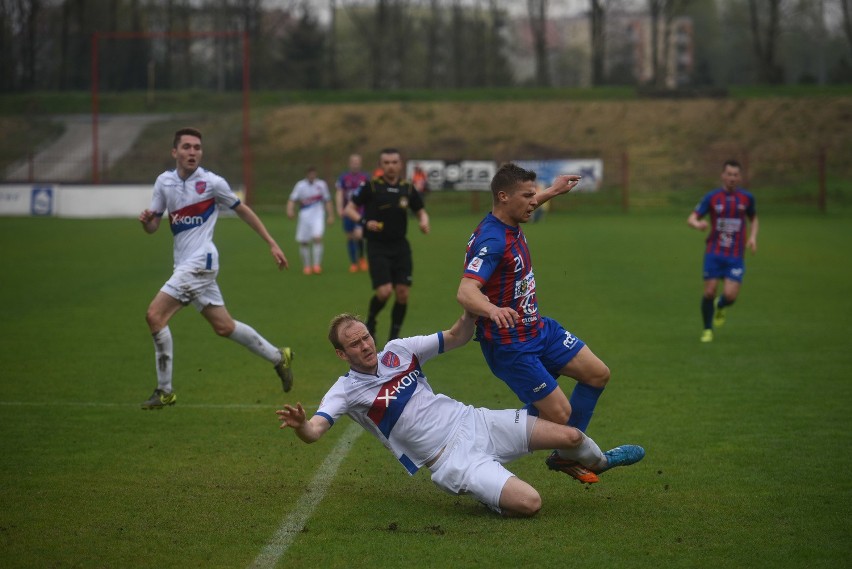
376, 369, 421, 407
368, 364, 423, 436
376, 390, 397, 407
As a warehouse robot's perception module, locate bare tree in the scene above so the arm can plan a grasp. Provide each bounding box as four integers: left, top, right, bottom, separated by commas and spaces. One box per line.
341, 0, 395, 89
0, 1, 10, 89
59, 0, 90, 90
747, 0, 784, 84
329, 0, 339, 87
590, 0, 607, 85
841, 0, 852, 62
20, 0, 41, 89
450, 0, 466, 87
649, 0, 662, 85
648, 0, 692, 87
425, 0, 441, 88
527, 0, 550, 86
486, 0, 510, 86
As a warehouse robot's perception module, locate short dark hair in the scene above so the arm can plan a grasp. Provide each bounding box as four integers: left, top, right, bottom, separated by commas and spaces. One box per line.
723, 159, 742, 171
328, 313, 364, 349
490, 162, 537, 198
173, 127, 202, 148
380, 148, 401, 157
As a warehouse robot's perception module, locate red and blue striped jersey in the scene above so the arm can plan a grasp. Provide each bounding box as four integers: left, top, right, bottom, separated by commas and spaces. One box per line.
694, 188, 757, 258
336, 170, 369, 206
462, 213, 543, 345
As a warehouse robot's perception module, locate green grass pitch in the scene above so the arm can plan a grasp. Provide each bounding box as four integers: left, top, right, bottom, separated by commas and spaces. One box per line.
0, 209, 850, 568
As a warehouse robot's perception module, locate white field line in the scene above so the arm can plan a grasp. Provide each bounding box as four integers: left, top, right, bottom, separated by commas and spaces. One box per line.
3, 397, 354, 566
249, 421, 363, 569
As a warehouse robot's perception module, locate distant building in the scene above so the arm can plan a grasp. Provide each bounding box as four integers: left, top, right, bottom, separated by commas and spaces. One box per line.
507, 15, 591, 87
609, 12, 694, 87
507, 10, 694, 88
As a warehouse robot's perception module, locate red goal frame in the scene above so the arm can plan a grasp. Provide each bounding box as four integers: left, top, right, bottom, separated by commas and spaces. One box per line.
91, 31, 253, 202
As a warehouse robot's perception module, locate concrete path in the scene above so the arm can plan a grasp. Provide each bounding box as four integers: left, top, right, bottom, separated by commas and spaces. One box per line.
5, 114, 173, 182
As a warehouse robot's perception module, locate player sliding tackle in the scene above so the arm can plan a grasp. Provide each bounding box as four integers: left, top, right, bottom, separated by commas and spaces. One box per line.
276, 311, 643, 517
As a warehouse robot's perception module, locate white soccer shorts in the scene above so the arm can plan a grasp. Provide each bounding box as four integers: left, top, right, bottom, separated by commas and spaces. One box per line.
295, 206, 326, 242
428, 407, 533, 513
161, 268, 224, 311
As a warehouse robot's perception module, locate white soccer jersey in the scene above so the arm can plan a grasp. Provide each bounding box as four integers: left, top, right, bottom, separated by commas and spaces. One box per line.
289, 178, 330, 211
149, 167, 241, 271
316, 332, 467, 475
290, 178, 331, 241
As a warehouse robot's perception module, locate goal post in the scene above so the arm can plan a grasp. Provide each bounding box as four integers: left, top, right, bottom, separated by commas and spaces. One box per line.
90, 30, 253, 202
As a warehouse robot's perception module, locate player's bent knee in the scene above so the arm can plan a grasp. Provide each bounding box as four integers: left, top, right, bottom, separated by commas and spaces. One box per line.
548, 408, 572, 426
595, 364, 612, 387
536, 399, 572, 426
499, 477, 541, 517
504, 491, 542, 518
212, 321, 236, 337
145, 309, 165, 332
562, 425, 584, 447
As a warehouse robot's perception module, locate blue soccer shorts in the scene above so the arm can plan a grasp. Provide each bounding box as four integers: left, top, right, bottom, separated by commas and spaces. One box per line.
478, 316, 586, 406
342, 216, 359, 233
703, 253, 745, 282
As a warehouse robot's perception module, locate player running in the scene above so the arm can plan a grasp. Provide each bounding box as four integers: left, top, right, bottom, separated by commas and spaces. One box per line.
335, 154, 370, 273
138, 127, 294, 409
687, 159, 759, 342
287, 166, 334, 275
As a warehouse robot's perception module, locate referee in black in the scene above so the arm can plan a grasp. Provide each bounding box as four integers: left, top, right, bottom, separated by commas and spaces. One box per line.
344, 148, 430, 342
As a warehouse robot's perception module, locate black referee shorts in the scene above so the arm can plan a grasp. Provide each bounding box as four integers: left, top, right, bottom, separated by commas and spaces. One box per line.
366, 239, 413, 289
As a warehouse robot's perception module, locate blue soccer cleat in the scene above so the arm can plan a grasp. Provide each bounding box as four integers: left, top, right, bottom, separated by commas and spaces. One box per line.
596, 445, 645, 474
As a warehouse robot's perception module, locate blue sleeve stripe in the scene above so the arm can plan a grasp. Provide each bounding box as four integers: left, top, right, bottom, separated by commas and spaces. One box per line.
230, 199, 242, 209
399, 454, 419, 475
437, 331, 445, 354
315, 411, 334, 426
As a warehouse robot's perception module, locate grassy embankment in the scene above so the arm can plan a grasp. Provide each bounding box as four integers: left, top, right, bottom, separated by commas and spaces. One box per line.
2, 86, 851, 212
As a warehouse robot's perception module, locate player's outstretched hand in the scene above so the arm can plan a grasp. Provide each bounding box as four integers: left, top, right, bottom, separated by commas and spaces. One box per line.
277, 404, 306, 429
551, 174, 582, 196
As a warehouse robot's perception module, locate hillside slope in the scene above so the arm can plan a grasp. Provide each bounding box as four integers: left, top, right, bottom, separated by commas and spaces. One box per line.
4, 95, 850, 209
255, 97, 852, 196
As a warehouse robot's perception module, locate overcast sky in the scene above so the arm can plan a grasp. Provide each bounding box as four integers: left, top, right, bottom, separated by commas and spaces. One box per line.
262, 0, 596, 22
